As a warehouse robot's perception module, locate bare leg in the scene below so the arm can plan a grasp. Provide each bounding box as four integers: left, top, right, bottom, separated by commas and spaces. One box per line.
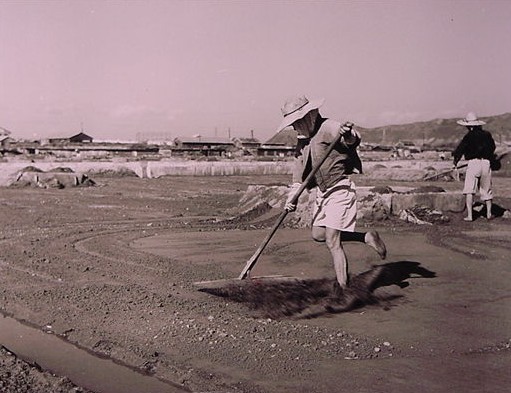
485, 199, 493, 219
312, 226, 348, 287
465, 194, 474, 221
364, 231, 387, 259
311, 226, 326, 242
313, 227, 386, 259
325, 227, 348, 287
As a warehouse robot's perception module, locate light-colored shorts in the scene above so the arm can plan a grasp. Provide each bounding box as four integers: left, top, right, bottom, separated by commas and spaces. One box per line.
312, 178, 357, 231
463, 158, 493, 200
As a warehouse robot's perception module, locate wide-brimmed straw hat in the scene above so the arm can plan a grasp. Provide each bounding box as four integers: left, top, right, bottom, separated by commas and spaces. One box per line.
457, 112, 486, 126
276, 95, 325, 132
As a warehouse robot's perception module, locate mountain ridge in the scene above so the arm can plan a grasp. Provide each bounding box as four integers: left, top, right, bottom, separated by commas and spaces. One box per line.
267, 112, 511, 149
357, 112, 511, 148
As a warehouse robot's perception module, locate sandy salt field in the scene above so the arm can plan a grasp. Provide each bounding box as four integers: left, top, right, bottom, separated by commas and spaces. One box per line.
0, 173, 510, 392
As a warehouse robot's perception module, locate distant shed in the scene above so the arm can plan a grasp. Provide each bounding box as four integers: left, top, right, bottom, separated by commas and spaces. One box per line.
233, 137, 261, 156
257, 127, 297, 157
257, 144, 295, 157
172, 136, 235, 157
1, 136, 13, 148
69, 132, 93, 143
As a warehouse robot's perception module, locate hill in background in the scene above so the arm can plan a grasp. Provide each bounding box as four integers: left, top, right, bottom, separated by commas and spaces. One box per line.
268, 112, 511, 150
357, 112, 511, 149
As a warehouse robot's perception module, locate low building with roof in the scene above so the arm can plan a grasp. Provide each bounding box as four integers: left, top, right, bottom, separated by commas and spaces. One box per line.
69, 132, 93, 143
232, 137, 261, 156
172, 136, 235, 157
257, 127, 296, 158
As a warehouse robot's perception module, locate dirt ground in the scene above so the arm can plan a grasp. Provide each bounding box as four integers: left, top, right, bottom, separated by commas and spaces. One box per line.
0, 173, 510, 393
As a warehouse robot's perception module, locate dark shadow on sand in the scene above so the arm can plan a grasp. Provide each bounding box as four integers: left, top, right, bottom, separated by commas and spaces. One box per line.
199, 262, 436, 319
471, 202, 507, 221
375, 261, 437, 289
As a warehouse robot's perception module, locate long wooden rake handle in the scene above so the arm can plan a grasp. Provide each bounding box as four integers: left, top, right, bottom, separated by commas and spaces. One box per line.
424, 151, 508, 181
423, 163, 467, 181
238, 121, 354, 279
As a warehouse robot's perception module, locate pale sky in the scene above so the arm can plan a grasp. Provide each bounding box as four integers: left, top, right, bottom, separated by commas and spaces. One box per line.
1, 0, 510, 141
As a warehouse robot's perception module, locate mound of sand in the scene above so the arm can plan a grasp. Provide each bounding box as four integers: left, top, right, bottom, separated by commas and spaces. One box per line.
9, 166, 95, 189
230, 184, 466, 226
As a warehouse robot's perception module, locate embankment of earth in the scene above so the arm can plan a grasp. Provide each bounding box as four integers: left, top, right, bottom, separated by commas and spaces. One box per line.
0, 159, 454, 187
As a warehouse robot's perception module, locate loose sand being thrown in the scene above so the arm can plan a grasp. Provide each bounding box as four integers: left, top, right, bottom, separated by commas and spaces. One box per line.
197, 267, 397, 320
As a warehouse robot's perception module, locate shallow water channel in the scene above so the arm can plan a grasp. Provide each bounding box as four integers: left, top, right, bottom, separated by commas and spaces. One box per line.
0, 313, 188, 393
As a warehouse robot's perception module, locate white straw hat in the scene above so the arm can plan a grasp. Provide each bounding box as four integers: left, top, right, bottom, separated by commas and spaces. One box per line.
276, 95, 324, 132
457, 112, 486, 126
